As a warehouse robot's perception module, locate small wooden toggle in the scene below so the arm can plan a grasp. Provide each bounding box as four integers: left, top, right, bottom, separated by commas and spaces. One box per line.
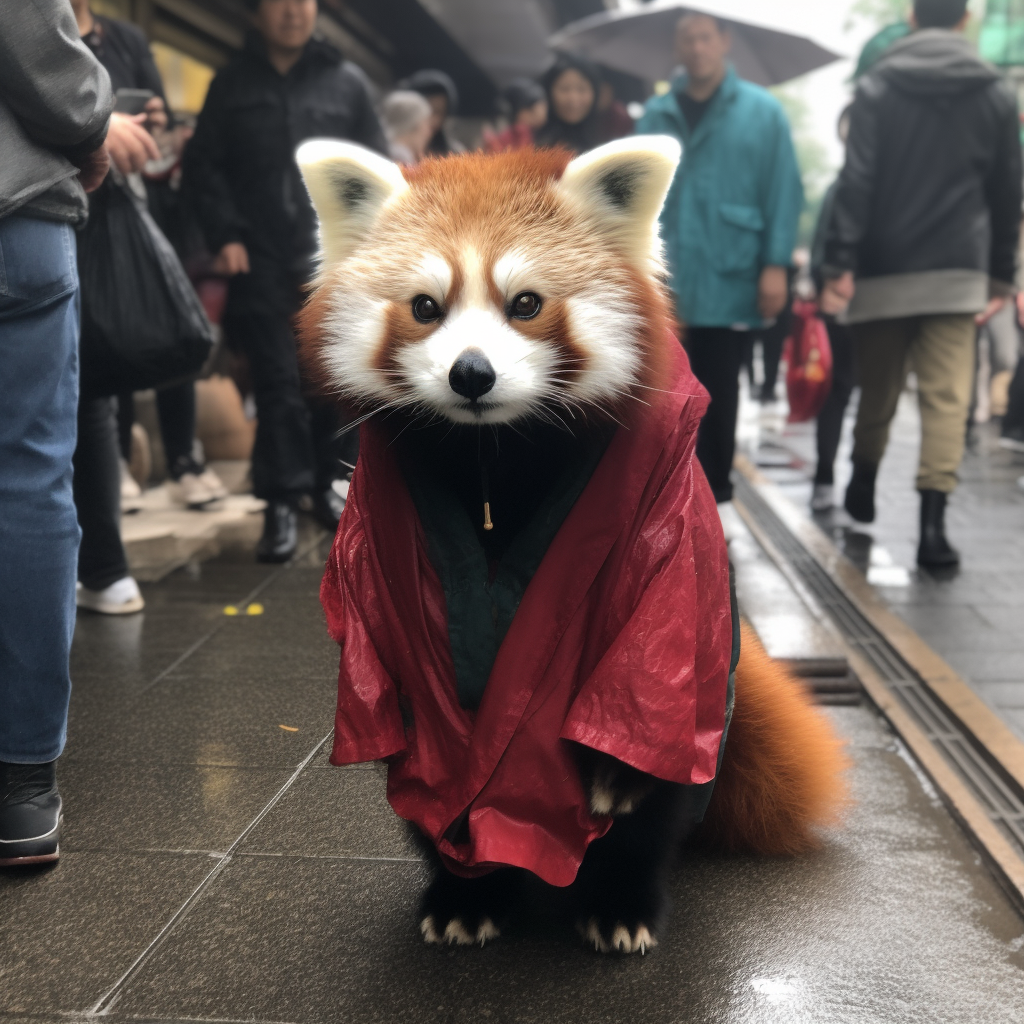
483, 501, 493, 531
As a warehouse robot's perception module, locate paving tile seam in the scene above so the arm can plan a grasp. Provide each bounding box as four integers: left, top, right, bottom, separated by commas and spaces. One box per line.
57, 759, 320, 768
235, 852, 425, 863
130, 535, 325, 702
60, 848, 227, 858
82, 729, 334, 1018
0, 1016, 303, 1024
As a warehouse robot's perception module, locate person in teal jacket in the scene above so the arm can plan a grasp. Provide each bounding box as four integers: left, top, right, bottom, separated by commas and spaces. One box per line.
636, 13, 803, 503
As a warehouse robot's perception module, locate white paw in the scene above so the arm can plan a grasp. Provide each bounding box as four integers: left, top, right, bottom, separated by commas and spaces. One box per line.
589, 781, 647, 816
420, 914, 500, 947
589, 783, 615, 816
578, 917, 658, 955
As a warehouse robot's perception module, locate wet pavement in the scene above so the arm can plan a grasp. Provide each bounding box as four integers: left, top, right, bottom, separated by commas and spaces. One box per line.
742, 386, 1024, 743
4, 494, 1024, 1022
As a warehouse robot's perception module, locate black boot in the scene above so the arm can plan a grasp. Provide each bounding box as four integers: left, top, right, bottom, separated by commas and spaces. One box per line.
917, 489, 959, 569
256, 501, 297, 564
0, 760, 61, 866
844, 462, 878, 523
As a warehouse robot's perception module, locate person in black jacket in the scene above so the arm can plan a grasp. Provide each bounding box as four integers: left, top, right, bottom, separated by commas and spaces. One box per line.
184, 0, 386, 562
822, 0, 1022, 569
72, 1, 230, 522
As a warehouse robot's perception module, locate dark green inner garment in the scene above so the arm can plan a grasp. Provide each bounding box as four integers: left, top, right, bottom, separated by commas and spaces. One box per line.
405, 438, 610, 710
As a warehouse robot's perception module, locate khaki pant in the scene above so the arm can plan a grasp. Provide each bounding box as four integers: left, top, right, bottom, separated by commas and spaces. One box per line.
851, 314, 976, 493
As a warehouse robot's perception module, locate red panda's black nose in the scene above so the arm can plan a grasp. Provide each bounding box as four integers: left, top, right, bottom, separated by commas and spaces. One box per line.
449, 348, 496, 401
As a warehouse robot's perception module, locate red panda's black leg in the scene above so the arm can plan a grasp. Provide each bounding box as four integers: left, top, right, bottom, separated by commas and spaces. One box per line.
571, 779, 694, 954
418, 859, 520, 947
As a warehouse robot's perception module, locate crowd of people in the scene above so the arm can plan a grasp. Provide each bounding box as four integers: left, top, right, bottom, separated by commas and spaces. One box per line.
2, 0, 1023, 865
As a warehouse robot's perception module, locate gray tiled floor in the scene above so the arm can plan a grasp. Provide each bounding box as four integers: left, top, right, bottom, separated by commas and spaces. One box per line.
743, 386, 1024, 740
3, 497, 1024, 1023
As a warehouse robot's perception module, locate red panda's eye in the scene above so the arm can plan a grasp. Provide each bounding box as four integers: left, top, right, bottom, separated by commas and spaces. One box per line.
412, 295, 443, 323
510, 292, 542, 320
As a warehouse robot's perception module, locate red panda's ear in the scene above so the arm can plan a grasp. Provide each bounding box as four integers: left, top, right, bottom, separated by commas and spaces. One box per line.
297, 140, 407, 273
556, 136, 681, 271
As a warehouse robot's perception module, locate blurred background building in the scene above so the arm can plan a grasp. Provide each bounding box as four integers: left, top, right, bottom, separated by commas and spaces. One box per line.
85, 0, 638, 121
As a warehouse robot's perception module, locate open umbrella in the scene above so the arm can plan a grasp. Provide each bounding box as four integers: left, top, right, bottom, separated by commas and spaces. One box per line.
547, 0, 841, 87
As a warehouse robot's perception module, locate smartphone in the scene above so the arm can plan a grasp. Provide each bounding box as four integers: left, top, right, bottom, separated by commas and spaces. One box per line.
114, 88, 155, 116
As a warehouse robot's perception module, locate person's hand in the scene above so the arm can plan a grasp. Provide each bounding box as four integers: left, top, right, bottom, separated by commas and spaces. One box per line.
143, 95, 168, 133
758, 265, 789, 320
105, 112, 161, 174
72, 146, 110, 192
212, 242, 250, 276
975, 295, 1007, 326
821, 271, 855, 315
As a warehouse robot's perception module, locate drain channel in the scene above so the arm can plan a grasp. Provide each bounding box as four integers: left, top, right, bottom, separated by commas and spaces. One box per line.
735, 475, 1024, 859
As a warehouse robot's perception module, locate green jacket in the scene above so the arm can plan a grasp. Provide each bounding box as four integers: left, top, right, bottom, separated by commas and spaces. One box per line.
636, 69, 803, 328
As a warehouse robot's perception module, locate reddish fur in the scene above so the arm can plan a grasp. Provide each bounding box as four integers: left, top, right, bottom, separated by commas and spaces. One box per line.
295, 146, 676, 422
700, 623, 852, 855
295, 282, 337, 396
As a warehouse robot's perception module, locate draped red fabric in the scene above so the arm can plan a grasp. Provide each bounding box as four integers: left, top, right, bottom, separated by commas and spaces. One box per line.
321, 340, 733, 886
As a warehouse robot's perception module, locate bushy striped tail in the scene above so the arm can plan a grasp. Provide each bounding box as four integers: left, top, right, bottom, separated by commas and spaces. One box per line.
699, 623, 852, 856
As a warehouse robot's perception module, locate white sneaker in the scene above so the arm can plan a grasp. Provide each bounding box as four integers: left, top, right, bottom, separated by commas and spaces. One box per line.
119, 459, 143, 514
810, 483, 834, 512
197, 467, 229, 501
999, 434, 1024, 453
167, 472, 217, 509
76, 577, 145, 615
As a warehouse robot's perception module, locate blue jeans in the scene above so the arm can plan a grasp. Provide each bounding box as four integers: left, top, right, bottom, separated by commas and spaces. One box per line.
0, 215, 81, 764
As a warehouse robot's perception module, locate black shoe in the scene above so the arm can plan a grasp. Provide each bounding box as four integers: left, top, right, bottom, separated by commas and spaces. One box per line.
311, 483, 346, 532
844, 462, 878, 523
0, 761, 61, 866
917, 489, 959, 569
256, 502, 297, 563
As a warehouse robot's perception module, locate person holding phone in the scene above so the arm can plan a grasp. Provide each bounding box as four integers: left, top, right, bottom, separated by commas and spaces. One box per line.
69, 1, 228, 616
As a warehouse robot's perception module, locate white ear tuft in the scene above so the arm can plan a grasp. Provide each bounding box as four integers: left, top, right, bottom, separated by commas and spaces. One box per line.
556, 136, 681, 268
297, 140, 408, 270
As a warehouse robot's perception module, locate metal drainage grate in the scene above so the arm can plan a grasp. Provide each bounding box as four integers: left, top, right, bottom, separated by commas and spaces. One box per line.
735, 475, 1024, 859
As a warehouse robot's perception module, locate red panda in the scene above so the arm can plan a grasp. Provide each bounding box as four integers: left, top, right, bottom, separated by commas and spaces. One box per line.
296, 139, 849, 955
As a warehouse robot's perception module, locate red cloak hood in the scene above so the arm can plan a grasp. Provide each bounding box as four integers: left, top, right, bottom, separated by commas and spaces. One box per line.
322, 341, 733, 886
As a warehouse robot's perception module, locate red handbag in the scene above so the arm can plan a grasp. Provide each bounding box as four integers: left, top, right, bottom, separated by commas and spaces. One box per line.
783, 299, 833, 422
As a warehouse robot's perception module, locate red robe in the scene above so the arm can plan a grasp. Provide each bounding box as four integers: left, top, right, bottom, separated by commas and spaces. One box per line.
322, 341, 733, 887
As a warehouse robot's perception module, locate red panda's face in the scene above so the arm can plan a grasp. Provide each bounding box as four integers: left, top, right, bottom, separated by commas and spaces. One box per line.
298, 139, 680, 426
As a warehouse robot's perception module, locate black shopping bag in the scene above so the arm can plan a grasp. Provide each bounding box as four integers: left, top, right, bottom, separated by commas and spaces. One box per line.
77, 173, 214, 397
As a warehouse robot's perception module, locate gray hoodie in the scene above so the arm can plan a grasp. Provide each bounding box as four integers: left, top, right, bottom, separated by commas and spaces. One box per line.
0, 0, 114, 225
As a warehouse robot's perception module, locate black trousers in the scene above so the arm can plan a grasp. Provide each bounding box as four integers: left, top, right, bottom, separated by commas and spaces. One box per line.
813, 320, 857, 486
685, 327, 746, 503
757, 303, 791, 402
224, 307, 342, 501
117, 381, 197, 479
74, 396, 129, 591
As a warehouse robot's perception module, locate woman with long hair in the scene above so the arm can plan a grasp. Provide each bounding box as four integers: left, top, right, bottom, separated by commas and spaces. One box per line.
535, 54, 602, 154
